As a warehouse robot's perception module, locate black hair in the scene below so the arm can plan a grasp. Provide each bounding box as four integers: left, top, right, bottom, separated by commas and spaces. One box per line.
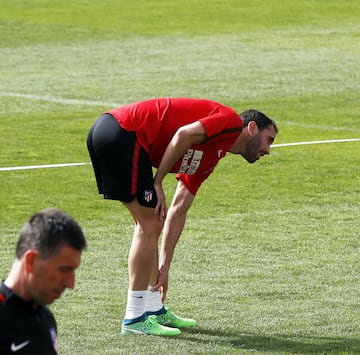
240, 109, 278, 133
16, 208, 87, 259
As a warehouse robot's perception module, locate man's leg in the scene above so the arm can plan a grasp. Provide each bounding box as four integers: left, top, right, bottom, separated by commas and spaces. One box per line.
121, 200, 181, 336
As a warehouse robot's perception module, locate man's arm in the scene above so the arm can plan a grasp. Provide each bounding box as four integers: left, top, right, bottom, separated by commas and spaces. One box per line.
153, 121, 206, 220
153, 180, 195, 301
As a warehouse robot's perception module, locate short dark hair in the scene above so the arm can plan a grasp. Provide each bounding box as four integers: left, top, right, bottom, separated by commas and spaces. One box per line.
16, 208, 87, 259
240, 109, 278, 133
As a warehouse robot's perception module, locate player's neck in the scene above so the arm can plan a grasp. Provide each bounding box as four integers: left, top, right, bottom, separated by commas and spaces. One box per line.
4, 259, 31, 301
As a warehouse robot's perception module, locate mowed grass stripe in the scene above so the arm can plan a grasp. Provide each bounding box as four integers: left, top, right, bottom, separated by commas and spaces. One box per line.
1, 138, 360, 171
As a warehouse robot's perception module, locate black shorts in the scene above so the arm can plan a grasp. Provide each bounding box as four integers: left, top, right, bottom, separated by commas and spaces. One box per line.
86, 113, 157, 208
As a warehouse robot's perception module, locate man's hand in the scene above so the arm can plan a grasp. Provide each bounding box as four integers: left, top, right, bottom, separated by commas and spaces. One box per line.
152, 268, 169, 302
154, 183, 168, 220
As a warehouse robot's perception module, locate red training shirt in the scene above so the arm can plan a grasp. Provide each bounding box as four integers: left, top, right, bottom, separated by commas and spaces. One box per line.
108, 98, 242, 195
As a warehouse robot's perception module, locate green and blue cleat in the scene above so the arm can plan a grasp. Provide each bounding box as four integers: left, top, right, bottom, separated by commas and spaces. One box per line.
155, 309, 197, 328
121, 315, 181, 336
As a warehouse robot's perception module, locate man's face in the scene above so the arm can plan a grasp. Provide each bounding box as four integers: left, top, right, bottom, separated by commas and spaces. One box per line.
28, 245, 82, 306
243, 125, 277, 163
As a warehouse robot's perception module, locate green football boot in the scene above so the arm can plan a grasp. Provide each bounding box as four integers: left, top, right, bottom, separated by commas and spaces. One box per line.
155, 309, 197, 328
121, 315, 181, 336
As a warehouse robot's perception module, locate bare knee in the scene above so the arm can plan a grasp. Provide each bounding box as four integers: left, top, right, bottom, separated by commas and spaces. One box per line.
135, 218, 163, 239
124, 200, 164, 238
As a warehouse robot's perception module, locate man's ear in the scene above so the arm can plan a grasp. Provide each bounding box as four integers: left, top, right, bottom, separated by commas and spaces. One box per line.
247, 121, 259, 137
24, 250, 39, 273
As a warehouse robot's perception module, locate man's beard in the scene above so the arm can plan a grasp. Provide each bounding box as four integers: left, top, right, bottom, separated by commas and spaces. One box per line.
243, 134, 262, 163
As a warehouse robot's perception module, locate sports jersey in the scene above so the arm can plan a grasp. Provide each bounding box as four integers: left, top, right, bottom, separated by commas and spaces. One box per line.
108, 98, 243, 195
0, 283, 58, 355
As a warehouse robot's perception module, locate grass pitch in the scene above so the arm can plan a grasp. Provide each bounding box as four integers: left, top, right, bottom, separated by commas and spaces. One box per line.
0, 1, 359, 354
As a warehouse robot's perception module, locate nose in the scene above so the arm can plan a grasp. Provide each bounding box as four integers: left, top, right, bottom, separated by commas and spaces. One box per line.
64, 272, 76, 289
265, 145, 271, 155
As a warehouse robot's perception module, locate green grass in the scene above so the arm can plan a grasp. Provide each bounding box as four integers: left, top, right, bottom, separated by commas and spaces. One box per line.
1, 0, 359, 354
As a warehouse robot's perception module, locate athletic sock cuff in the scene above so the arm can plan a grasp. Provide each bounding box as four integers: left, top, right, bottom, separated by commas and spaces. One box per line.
145, 306, 166, 316
123, 313, 146, 325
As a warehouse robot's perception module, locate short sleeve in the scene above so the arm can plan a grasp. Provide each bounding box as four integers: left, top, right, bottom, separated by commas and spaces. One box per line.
176, 171, 212, 196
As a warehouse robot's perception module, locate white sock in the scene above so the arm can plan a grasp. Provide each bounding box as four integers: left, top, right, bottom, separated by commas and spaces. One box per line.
124, 290, 147, 321
145, 286, 164, 314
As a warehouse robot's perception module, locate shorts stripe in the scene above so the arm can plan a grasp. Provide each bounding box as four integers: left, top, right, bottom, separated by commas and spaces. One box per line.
131, 141, 140, 195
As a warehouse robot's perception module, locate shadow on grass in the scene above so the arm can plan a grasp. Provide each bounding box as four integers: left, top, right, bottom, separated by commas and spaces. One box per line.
180, 327, 360, 354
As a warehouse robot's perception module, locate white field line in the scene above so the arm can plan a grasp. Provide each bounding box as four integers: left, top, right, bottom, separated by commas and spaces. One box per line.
0, 162, 89, 172
272, 138, 360, 147
0, 92, 120, 108
0, 138, 359, 172
1, 91, 359, 132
